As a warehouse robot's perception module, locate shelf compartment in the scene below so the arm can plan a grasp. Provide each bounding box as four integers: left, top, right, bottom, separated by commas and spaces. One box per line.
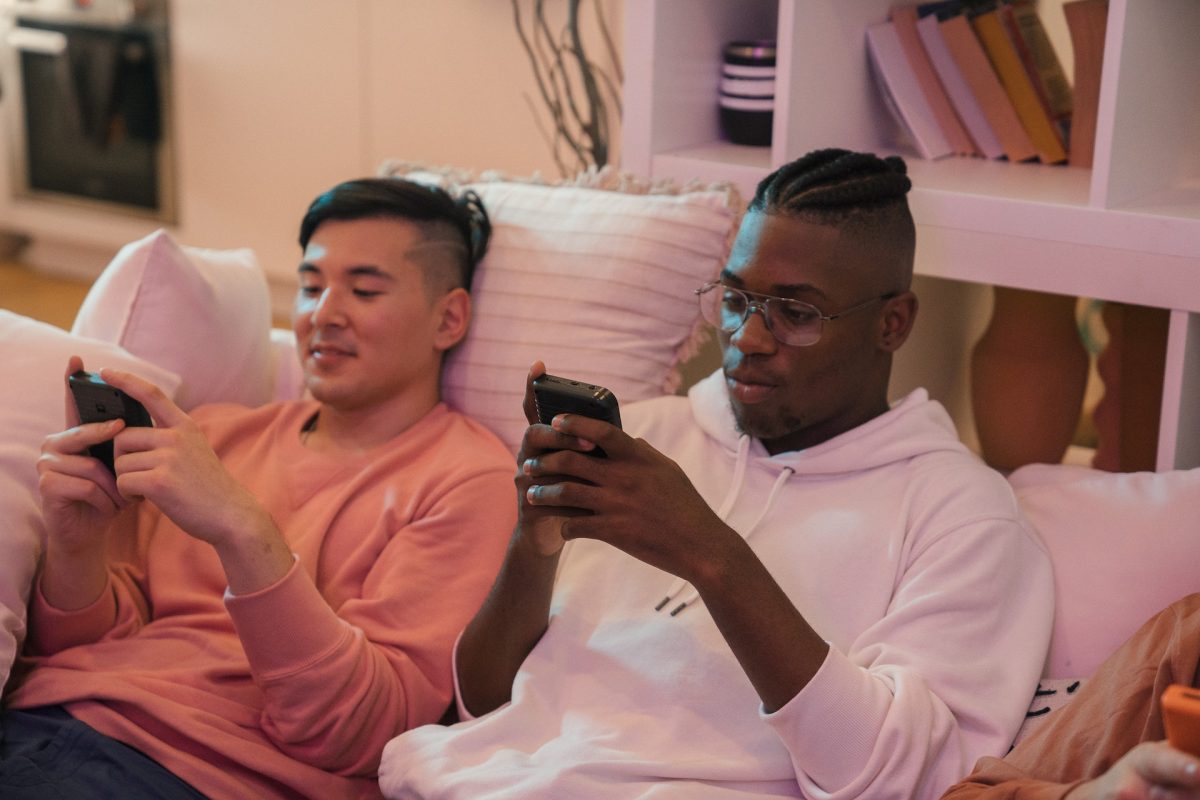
1092, 0, 1200, 213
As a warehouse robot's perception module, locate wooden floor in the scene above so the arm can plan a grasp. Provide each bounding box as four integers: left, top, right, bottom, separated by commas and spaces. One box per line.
0, 258, 92, 330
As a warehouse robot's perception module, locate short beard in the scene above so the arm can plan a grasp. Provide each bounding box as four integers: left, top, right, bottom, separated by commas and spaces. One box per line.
729, 398, 801, 444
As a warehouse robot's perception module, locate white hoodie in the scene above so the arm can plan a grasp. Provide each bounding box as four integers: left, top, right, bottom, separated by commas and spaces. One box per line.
380, 371, 1054, 800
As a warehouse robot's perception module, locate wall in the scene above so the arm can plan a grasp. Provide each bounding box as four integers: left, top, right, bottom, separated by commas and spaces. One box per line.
365, 1, 622, 178
176, 0, 622, 297
0, 1, 623, 315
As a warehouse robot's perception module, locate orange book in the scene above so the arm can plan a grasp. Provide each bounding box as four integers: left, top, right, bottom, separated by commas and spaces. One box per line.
939, 13, 1037, 162
890, 5, 978, 156
972, 8, 1066, 164
917, 10, 1005, 159
1001, 0, 1073, 145
1063, 0, 1108, 168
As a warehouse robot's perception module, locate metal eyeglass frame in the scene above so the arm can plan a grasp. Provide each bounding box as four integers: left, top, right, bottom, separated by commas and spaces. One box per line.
694, 281, 897, 346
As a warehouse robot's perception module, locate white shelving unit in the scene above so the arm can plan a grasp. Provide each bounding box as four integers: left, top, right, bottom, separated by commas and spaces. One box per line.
622, 0, 1200, 471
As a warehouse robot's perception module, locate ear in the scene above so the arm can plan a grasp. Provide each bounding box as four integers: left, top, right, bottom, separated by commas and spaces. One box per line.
878, 291, 918, 353
432, 287, 471, 352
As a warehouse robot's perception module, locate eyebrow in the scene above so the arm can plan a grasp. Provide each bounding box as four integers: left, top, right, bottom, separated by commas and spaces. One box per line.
719, 269, 827, 300
297, 263, 396, 281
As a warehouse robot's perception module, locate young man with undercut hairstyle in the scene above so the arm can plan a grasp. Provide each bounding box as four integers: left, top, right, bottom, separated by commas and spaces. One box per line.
379, 149, 1055, 800
0, 179, 517, 799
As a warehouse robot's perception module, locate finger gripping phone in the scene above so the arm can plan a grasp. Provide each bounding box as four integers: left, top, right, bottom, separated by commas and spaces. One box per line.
532, 374, 622, 429
532, 374, 621, 458
1162, 684, 1200, 757
67, 370, 153, 474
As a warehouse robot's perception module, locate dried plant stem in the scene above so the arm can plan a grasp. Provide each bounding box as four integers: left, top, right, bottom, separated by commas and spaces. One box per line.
512, 0, 622, 176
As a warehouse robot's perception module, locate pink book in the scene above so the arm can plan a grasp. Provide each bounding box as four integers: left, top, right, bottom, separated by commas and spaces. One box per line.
916, 12, 1004, 159
866, 20, 953, 160
939, 13, 1037, 162
890, 5, 978, 156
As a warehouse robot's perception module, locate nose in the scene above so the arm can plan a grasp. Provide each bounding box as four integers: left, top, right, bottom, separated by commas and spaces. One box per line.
729, 304, 776, 355
309, 287, 347, 328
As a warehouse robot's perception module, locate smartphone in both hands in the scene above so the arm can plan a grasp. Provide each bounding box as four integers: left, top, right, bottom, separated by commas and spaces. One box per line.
531, 373, 621, 457
67, 370, 153, 474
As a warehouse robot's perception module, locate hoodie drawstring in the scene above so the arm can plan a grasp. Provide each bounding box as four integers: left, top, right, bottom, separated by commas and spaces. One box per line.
655, 435, 795, 617
655, 434, 751, 613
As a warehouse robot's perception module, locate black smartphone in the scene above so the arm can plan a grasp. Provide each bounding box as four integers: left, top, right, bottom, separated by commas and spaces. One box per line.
532, 373, 622, 429
67, 370, 153, 474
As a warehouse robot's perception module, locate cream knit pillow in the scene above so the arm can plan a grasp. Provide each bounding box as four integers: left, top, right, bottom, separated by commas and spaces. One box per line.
379, 162, 742, 452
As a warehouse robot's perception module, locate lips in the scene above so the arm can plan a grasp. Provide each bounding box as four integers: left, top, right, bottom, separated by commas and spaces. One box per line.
308, 341, 357, 364
725, 369, 777, 404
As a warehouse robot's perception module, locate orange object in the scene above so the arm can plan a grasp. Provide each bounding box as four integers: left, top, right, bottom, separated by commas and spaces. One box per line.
939, 13, 1037, 162
1162, 684, 1200, 756
971, 9, 1067, 164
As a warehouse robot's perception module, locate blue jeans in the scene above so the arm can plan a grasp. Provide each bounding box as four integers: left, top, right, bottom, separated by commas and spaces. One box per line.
0, 706, 208, 799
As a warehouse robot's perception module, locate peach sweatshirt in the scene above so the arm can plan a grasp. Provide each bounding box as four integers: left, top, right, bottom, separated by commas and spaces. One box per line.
7, 400, 516, 799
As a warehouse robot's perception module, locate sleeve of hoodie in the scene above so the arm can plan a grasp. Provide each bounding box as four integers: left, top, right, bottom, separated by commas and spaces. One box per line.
764, 469, 1056, 800
223, 464, 515, 777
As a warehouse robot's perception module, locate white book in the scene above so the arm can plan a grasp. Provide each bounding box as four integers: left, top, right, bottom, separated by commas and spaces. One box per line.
916, 13, 1005, 159
865, 21, 952, 160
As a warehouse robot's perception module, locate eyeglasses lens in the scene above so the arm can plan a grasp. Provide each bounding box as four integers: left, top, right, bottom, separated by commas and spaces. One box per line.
717, 288, 748, 330
700, 285, 821, 346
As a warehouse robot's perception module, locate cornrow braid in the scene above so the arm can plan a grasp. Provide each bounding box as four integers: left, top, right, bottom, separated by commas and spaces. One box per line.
454, 189, 492, 291
750, 148, 912, 225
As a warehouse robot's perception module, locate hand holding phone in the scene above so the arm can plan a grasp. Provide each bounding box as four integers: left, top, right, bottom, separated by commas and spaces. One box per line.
531, 373, 621, 457
67, 370, 153, 474
1162, 684, 1200, 757
532, 374, 621, 428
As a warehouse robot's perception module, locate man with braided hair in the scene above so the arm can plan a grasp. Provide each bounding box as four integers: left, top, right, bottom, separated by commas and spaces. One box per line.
379, 149, 1054, 800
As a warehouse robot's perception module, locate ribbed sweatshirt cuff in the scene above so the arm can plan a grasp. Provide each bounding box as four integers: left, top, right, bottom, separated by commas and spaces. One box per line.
763, 646, 880, 789
224, 558, 351, 679
28, 576, 117, 654
450, 630, 477, 721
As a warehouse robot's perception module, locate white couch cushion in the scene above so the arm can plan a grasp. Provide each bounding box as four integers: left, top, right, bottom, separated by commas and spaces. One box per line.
0, 310, 181, 692
1010, 462, 1200, 680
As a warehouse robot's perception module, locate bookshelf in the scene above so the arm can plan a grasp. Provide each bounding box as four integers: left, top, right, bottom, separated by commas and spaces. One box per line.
622, 0, 1200, 471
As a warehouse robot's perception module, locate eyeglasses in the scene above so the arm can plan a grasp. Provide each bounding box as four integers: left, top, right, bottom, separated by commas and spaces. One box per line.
695, 281, 896, 347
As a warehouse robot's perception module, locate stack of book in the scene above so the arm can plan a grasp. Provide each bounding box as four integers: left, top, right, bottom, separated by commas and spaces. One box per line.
865, 0, 1108, 164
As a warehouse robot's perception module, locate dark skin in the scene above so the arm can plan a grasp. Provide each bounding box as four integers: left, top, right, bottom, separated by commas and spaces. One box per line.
456, 210, 919, 717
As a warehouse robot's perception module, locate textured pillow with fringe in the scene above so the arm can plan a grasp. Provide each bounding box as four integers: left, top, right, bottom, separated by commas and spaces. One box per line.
379, 161, 742, 453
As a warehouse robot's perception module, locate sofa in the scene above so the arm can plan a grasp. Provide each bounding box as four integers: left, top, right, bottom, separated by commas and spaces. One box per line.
2, 164, 1198, 750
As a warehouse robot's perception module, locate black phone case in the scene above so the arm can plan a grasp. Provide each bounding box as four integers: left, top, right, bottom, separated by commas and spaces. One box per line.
532, 374, 622, 429
68, 370, 152, 474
